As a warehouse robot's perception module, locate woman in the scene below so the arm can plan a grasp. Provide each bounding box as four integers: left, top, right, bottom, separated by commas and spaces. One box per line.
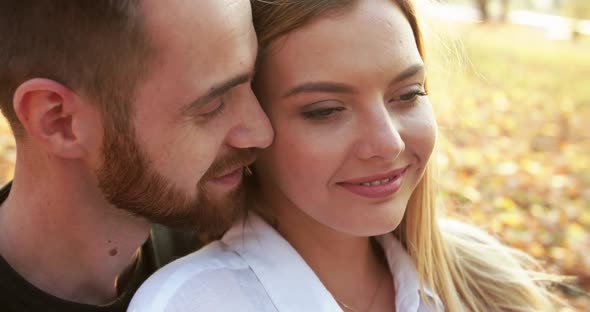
129, 0, 560, 311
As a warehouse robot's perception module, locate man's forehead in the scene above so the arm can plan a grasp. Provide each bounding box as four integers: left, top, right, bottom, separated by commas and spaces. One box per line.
140, 0, 251, 25
132, 0, 257, 110
140, 0, 252, 44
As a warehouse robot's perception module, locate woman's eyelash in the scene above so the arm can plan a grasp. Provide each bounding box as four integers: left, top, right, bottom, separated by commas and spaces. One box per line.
394, 90, 428, 102
301, 91, 427, 120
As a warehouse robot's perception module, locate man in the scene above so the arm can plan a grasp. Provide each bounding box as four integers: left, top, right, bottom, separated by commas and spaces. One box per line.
0, 0, 273, 311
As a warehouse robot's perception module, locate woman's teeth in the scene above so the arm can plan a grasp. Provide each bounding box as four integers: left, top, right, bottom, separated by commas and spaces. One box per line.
360, 177, 393, 186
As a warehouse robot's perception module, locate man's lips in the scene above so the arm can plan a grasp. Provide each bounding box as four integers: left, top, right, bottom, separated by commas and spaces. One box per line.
209, 167, 246, 186
336, 166, 410, 198
210, 158, 255, 181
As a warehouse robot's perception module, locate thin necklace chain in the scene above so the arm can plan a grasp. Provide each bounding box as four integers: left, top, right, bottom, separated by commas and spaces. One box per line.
334, 271, 386, 312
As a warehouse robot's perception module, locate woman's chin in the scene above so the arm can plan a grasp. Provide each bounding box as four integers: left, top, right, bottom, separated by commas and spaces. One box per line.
333, 212, 406, 238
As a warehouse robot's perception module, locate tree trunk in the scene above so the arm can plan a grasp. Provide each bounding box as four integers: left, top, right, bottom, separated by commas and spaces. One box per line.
476, 0, 490, 22
499, 0, 510, 23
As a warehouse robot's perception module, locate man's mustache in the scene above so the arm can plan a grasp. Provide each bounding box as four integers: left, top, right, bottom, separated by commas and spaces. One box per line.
201, 148, 258, 182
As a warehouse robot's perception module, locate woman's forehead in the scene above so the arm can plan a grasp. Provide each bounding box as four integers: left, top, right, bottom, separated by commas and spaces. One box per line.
258, 0, 421, 91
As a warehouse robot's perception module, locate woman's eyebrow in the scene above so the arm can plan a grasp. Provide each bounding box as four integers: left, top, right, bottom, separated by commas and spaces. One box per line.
282, 63, 425, 99
388, 63, 425, 86
282, 81, 356, 98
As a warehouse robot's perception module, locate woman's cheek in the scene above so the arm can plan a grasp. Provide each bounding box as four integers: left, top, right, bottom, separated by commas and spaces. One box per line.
398, 106, 437, 160
414, 108, 437, 161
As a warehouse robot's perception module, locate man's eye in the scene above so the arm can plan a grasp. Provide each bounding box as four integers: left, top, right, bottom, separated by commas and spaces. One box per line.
302, 107, 345, 120
200, 99, 225, 118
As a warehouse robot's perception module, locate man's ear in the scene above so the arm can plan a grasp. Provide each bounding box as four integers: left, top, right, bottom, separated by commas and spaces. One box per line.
13, 78, 101, 159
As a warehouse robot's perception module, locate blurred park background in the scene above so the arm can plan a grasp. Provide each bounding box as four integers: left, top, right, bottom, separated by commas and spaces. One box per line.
423, 0, 589, 310
0, 0, 587, 310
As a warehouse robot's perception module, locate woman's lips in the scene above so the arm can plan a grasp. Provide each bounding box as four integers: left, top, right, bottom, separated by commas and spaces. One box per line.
337, 166, 409, 199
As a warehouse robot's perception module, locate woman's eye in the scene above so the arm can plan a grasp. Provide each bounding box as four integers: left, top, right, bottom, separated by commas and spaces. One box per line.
392, 90, 428, 103
302, 107, 345, 120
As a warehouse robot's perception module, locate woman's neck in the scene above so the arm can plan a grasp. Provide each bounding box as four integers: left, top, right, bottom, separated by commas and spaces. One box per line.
273, 203, 393, 311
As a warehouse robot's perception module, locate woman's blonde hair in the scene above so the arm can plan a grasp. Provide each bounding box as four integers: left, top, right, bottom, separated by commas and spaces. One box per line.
250, 0, 564, 311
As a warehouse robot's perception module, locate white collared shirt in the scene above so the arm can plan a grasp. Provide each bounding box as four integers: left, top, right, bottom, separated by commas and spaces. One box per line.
129, 215, 444, 311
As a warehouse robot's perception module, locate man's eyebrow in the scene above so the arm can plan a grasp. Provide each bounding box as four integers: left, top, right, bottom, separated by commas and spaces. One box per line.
183, 73, 252, 115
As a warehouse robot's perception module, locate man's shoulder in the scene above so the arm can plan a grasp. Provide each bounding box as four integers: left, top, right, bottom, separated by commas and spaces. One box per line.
0, 181, 12, 203
142, 224, 203, 271
129, 241, 251, 312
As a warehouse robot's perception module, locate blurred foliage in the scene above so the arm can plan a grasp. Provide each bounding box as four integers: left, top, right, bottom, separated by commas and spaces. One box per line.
0, 122, 15, 183
426, 22, 590, 309
562, 0, 590, 20
448, 0, 590, 18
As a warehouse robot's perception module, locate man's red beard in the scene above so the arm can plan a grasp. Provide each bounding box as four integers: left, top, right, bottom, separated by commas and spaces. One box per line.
96, 124, 256, 237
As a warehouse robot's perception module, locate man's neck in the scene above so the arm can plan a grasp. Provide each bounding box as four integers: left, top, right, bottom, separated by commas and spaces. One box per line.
0, 164, 151, 306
